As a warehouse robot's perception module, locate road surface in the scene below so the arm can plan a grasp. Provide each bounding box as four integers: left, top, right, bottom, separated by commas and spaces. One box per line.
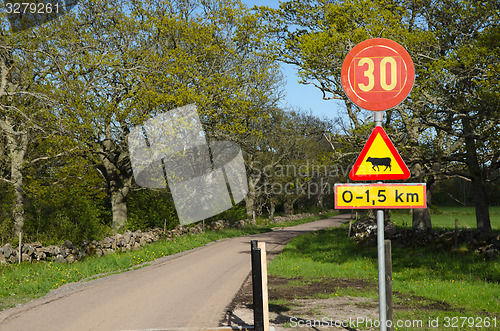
0, 214, 348, 331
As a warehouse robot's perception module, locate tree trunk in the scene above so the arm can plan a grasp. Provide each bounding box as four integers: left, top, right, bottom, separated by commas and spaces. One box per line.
317, 192, 324, 208
266, 201, 275, 221
412, 181, 433, 230
284, 200, 294, 215
3, 118, 29, 238
107, 170, 132, 230
411, 163, 432, 230
244, 194, 255, 217
97, 156, 132, 230
255, 201, 263, 216
11, 155, 25, 237
97, 161, 132, 230
412, 207, 431, 230
11, 162, 25, 237
384, 209, 391, 223
110, 187, 128, 230
317, 178, 326, 208
245, 179, 257, 217
471, 176, 491, 233
96, 121, 135, 230
463, 118, 491, 233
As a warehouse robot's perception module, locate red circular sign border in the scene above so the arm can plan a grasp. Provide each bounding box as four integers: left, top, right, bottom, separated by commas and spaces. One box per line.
341, 38, 415, 111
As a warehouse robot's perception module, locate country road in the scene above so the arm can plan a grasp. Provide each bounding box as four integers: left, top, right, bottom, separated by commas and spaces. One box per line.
0, 214, 348, 331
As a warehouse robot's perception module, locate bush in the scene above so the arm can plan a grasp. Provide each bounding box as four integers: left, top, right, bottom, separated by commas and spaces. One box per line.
126, 189, 178, 231
0, 182, 14, 245
24, 190, 110, 245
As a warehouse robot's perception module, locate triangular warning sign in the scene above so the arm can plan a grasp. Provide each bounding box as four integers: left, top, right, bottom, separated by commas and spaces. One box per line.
349, 126, 410, 180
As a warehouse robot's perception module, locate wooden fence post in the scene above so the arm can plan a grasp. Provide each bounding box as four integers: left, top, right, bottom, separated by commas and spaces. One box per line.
251, 240, 264, 331
258, 242, 269, 331
251, 240, 269, 331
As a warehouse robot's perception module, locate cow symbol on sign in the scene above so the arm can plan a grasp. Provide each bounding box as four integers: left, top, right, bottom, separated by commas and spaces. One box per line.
349, 126, 410, 181
366, 157, 392, 171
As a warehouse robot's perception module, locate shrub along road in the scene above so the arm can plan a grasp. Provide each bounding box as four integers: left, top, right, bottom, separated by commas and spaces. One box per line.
0, 214, 348, 331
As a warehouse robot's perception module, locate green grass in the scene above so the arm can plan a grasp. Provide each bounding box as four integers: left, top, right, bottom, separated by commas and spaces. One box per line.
0, 211, 339, 311
0, 227, 270, 311
390, 206, 500, 230
269, 229, 378, 280
268, 225, 500, 330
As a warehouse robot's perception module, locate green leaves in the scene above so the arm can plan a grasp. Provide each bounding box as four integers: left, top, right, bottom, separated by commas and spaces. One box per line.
1, 0, 286, 239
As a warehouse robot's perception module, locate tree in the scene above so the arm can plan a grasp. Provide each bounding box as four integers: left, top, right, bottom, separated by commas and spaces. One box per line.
0, 18, 61, 242
24, 150, 109, 244
242, 107, 337, 219
241, 107, 295, 220
41, 0, 282, 229
417, 0, 499, 233
259, 0, 499, 232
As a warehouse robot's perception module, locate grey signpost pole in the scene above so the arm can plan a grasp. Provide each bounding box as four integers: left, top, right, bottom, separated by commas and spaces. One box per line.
341, 38, 414, 331
374, 111, 387, 331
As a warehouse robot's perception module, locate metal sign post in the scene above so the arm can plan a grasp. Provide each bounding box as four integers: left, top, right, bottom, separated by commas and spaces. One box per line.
340, 38, 417, 331
377, 209, 387, 331
374, 112, 387, 331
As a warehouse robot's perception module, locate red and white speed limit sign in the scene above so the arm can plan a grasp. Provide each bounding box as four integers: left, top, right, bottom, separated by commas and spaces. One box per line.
341, 38, 415, 111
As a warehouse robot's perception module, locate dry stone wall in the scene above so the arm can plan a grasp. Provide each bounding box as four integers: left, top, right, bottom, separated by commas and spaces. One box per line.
0, 211, 334, 265
0, 211, 336, 264
0, 223, 213, 264
350, 218, 500, 260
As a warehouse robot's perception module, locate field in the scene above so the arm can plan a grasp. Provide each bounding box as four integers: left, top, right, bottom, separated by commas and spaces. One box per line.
267, 207, 500, 330
390, 206, 500, 230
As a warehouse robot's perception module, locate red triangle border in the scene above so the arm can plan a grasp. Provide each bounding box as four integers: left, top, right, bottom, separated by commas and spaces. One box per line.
349, 126, 410, 180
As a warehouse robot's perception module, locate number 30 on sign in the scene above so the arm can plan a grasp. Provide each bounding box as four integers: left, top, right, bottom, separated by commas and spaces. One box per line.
355, 56, 401, 93
341, 38, 415, 111
334, 183, 426, 209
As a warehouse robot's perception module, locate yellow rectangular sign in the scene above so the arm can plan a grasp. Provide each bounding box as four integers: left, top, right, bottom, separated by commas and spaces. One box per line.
335, 183, 426, 209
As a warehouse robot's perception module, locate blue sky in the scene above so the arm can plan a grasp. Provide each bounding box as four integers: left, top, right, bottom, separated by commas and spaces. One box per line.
278, 62, 346, 120
242, 0, 345, 121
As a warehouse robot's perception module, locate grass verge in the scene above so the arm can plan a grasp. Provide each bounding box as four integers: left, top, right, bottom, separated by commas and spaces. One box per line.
267, 224, 499, 330
0, 211, 339, 312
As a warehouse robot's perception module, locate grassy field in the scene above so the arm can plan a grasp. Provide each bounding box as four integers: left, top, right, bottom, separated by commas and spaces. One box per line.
267, 214, 499, 330
0, 211, 338, 312
390, 206, 500, 230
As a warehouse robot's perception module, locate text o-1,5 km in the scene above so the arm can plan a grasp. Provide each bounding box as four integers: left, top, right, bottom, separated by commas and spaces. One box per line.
334, 183, 426, 209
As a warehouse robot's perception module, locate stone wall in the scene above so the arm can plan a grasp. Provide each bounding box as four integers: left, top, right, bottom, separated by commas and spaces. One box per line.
0, 221, 225, 264
350, 218, 500, 260
0, 211, 333, 265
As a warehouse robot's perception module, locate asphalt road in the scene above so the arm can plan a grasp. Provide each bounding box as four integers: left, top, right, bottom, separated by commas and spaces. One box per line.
0, 214, 348, 331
